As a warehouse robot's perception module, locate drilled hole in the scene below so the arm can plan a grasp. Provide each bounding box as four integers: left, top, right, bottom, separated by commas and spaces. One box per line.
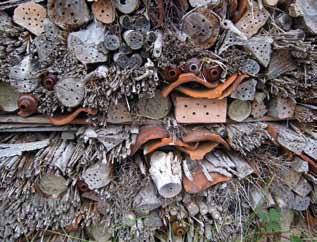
169, 70, 176, 76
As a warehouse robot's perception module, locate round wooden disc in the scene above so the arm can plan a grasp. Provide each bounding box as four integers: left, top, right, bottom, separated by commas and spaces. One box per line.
92, 0, 116, 24
47, 0, 90, 30
137, 91, 171, 119
104, 34, 121, 51
123, 30, 144, 50
13, 2, 46, 36
182, 8, 220, 49
37, 174, 68, 198
55, 78, 85, 108
127, 53, 143, 69
228, 100, 251, 122
134, 15, 151, 32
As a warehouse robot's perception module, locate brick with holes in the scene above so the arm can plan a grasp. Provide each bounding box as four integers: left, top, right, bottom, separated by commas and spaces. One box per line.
174, 96, 227, 123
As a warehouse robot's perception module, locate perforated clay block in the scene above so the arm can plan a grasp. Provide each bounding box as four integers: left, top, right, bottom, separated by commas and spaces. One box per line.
175, 97, 227, 123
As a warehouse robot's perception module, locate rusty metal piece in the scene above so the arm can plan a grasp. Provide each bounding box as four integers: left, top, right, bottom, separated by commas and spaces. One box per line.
178, 142, 219, 160
183, 58, 201, 75
77, 180, 90, 193
163, 65, 182, 82
183, 166, 231, 193
18, 94, 38, 118
202, 64, 222, 82
174, 97, 227, 123
48, 108, 97, 126
174, 73, 241, 99
161, 73, 220, 97
182, 129, 230, 150
42, 74, 58, 91
144, 137, 197, 155
130, 126, 169, 155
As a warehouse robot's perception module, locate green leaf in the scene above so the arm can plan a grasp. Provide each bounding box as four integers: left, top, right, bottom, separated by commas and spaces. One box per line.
256, 209, 268, 223
290, 235, 303, 242
266, 222, 281, 233
268, 208, 281, 223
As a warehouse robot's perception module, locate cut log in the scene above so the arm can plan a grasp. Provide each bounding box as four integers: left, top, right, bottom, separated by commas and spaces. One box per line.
149, 151, 182, 198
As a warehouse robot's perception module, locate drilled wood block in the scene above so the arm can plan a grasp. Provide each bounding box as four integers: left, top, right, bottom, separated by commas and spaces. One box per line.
175, 97, 227, 123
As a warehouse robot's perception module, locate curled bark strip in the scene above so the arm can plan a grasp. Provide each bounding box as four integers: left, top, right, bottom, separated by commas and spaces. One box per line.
161, 73, 219, 97
156, 0, 164, 27
218, 74, 249, 99
183, 166, 231, 193
48, 108, 97, 126
229, 0, 238, 19
182, 130, 230, 150
178, 142, 219, 160
130, 126, 169, 155
144, 137, 198, 155
298, 153, 317, 174
266, 124, 278, 142
233, 0, 249, 22
175, 73, 239, 99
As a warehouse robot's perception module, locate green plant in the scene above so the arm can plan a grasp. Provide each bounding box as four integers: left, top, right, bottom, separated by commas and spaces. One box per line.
290, 235, 303, 242
255, 207, 281, 234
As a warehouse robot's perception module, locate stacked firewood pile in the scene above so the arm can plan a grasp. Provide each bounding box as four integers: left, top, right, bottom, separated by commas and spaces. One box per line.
0, 0, 317, 241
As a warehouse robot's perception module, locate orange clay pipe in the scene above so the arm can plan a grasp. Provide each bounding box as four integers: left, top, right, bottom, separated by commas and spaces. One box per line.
48, 108, 97, 126
218, 73, 249, 99
174, 73, 240, 99
161, 73, 218, 97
